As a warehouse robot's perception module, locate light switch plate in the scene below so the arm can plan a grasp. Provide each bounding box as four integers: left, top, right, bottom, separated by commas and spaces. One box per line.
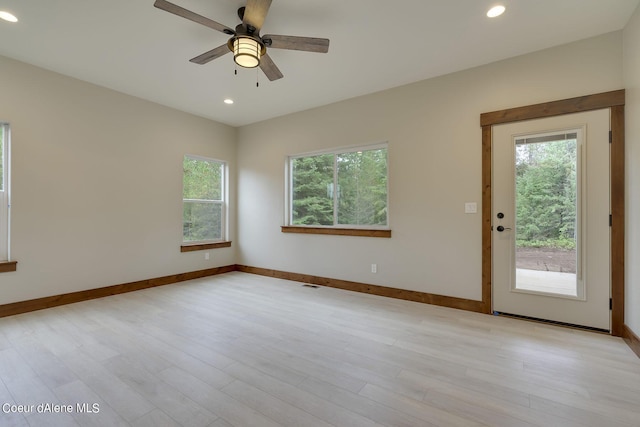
465, 202, 477, 214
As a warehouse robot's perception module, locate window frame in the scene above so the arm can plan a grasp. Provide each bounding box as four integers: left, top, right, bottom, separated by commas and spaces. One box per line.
181, 154, 228, 248
285, 142, 390, 231
0, 122, 18, 273
0, 122, 12, 265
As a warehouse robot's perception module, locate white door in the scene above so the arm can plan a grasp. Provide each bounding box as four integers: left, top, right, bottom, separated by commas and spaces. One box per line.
492, 109, 610, 331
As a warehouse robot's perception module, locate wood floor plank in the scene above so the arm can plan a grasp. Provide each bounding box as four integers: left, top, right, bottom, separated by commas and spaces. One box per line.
104, 354, 218, 427
211, 341, 311, 388
422, 388, 537, 427
222, 362, 384, 427
0, 349, 64, 417
231, 339, 368, 393
0, 378, 30, 427
112, 322, 237, 390
135, 322, 237, 371
299, 376, 436, 427
396, 368, 532, 408
358, 383, 485, 427
0, 271, 638, 426
220, 379, 335, 427
529, 395, 634, 427
81, 374, 156, 423
13, 338, 79, 390
466, 367, 640, 425
158, 366, 284, 427
24, 411, 80, 427
130, 409, 180, 427
208, 419, 235, 427
53, 380, 128, 427
261, 338, 425, 400
409, 370, 588, 427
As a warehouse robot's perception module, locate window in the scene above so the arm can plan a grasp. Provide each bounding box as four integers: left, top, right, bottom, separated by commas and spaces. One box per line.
0, 123, 10, 261
182, 155, 226, 244
288, 144, 388, 228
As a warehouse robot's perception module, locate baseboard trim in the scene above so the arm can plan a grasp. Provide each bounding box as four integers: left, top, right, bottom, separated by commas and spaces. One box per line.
0, 264, 483, 319
0, 265, 236, 318
10, 264, 631, 357
236, 265, 485, 313
622, 324, 640, 359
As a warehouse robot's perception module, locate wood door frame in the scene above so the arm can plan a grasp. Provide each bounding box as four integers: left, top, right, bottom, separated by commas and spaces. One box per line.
480, 90, 625, 336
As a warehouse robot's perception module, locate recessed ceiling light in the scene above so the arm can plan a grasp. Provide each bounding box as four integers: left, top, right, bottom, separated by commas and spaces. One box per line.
487, 5, 505, 18
0, 11, 18, 22
223, 99, 234, 105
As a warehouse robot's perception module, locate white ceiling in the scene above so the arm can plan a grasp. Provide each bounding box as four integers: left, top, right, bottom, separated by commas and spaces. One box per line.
0, 0, 638, 127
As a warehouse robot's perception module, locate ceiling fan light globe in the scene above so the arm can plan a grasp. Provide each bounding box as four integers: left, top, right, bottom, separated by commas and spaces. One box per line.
233, 37, 261, 68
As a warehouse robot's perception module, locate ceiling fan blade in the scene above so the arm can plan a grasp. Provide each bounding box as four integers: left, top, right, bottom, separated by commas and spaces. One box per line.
189, 44, 230, 65
259, 53, 283, 81
243, 0, 272, 33
154, 0, 234, 35
262, 35, 329, 53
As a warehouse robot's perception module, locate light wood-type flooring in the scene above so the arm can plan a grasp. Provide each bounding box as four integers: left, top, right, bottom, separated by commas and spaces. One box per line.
1, 272, 639, 426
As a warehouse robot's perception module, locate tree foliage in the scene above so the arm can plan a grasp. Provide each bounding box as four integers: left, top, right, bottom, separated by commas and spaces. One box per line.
292, 154, 334, 225
183, 157, 222, 200
337, 150, 387, 225
183, 157, 223, 242
515, 138, 577, 249
291, 148, 388, 226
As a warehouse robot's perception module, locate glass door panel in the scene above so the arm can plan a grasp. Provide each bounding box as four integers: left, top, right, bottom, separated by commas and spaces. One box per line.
514, 132, 580, 297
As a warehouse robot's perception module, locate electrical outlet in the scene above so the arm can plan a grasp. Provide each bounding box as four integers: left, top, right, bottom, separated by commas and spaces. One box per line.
205, 252, 210, 260
371, 263, 377, 273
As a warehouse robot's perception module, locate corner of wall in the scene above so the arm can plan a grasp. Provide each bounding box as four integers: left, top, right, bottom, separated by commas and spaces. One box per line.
623, 1, 640, 340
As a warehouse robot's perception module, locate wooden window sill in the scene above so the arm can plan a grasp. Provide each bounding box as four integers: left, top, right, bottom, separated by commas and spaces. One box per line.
180, 241, 232, 252
0, 261, 17, 273
281, 226, 391, 238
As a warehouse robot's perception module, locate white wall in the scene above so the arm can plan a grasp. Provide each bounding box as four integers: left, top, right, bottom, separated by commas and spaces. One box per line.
624, 4, 640, 335
237, 32, 623, 301
0, 55, 237, 305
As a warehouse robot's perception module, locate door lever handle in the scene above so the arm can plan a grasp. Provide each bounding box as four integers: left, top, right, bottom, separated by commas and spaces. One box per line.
496, 226, 512, 232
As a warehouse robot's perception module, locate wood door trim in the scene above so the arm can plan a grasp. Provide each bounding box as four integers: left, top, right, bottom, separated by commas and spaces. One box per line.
480, 90, 625, 336
480, 90, 625, 127
610, 105, 625, 336
481, 125, 493, 314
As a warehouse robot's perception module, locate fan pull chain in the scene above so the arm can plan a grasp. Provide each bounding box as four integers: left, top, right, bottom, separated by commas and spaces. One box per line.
256, 68, 260, 88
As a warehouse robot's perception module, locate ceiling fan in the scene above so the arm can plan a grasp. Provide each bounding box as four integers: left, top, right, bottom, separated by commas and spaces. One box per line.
153, 0, 330, 81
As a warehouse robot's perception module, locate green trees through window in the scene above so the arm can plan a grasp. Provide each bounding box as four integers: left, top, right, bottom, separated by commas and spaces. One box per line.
290, 146, 388, 227
292, 154, 334, 225
183, 156, 225, 243
515, 136, 577, 249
